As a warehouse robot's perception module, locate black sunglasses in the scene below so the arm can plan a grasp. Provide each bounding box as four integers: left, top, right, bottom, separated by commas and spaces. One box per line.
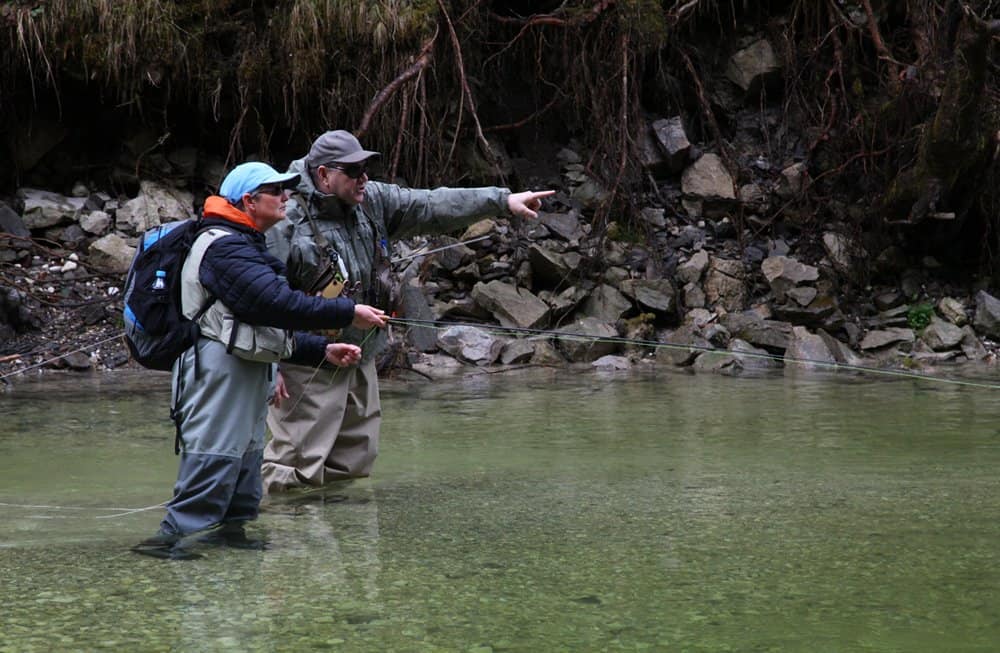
329, 163, 369, 179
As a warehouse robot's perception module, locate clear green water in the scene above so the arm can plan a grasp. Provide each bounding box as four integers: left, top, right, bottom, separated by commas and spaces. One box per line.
1, 368, 999, 652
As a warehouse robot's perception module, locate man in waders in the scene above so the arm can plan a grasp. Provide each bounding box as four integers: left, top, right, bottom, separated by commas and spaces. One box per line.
132, 161, 387, 559
262, 130, 552, 493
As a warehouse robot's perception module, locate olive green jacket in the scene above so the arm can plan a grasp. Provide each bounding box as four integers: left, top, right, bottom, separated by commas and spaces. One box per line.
266, 156, 511, 360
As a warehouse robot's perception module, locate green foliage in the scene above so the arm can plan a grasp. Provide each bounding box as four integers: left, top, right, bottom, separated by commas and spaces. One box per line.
907, 303, 935, 331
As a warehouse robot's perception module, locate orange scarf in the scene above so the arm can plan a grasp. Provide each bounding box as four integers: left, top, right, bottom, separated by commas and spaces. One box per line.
202, 196, 260, 232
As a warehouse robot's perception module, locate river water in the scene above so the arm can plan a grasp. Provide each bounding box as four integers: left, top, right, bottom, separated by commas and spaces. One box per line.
1, 366, 998, 652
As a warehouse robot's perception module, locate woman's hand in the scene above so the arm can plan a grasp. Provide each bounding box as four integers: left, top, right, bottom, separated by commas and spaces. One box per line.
352, 304, 388, 329
325, 342, 362, 367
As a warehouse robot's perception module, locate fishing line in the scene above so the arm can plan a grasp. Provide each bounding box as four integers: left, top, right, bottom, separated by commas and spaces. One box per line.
0, 500, 169, 520
388, 316, 1000, 390
276, 325, 381, 419
0, 333, 122, 382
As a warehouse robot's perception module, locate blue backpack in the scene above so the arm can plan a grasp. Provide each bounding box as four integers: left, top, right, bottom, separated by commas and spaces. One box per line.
122, 220, 220, 371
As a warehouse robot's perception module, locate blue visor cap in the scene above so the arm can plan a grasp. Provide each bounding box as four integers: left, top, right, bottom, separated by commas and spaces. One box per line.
219, 162, 300, 203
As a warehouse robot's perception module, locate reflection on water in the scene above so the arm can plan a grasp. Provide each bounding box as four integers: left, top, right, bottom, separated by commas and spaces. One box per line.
2, 367, 1000, 651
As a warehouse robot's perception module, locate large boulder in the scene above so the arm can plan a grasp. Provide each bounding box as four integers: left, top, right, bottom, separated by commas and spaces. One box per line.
703, 257, 747, 311
555, 317, 619, 362
471, 280, 549, 329
17, 189, 85, 229
437, 325, 504, 365
580, 283, 632, 323
973, 291, 1000, 339
681, 153, 736, 200
725, 38, 782, 97
87, 233, 136, 274
115, 181, 195, 235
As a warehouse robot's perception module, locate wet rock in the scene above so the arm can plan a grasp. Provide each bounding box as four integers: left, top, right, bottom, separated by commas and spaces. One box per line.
619, 278, 677, 316
115, 181, 194, 235
677, 250, 710, 285
960, 326, 989, 360
761, 255, 818, 301
409, 352, 468, 378
726, 39, 781, 97
784, 326, 837, 370
555, 317, 619, 362
873, 290, 904, 311
920, 316, 964, 351
703, 257, 746, 311
681, 153, 736, 200
17, 189, 85, 229
817, 329, 867, 366
432, 236, 475, 272
640, 207, 667, 229
460, 218, 497, 241
471, 280, 549, 329
87, 233, 136, 274
859, 327, 915, 350
538, 211, 584, 242
738, 183, 768, 208
591, 355, 632, 370
80, 210, 111, 235
669, 225, 708, 250
499, 337, 539, 364
437, 325, 503, 365
528, 244, 581, 287
772, 294, 838, 327
651, 116, 691, 173
530, 339, 566, 365
682, 282, 706, 309
937, 297, 967, 326
580, 283, 631, 323
730, 338, 781, 370
719, 312, 793, 352
868, 304, 910, 329
822, 231, 860, 276
564, 164, 608, 209
691, 350, 742, 375
973, 290, 1000, 339
61, 351, 93, 371
657, 324, 711, 366
399, 283, 438, 352
776, 162, 808, 199
539, 286, 587, 319
0, 201, 30, 238
786, 286, 818, 307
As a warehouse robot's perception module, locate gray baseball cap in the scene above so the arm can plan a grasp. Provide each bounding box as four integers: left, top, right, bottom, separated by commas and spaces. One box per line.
306, 130, 380, 168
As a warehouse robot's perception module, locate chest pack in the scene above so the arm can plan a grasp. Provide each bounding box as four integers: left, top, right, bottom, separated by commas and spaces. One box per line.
122, 220, 228, 371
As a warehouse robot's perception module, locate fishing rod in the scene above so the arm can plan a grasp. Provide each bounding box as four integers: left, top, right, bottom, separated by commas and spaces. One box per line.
391, 234, 492, 264
388, 316, 1000, 390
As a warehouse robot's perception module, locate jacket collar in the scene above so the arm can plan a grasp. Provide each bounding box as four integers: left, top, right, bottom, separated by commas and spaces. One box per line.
202, 195, 261, 232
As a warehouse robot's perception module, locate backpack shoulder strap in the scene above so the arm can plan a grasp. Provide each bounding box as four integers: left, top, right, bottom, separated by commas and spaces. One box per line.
180, 227, 237, 317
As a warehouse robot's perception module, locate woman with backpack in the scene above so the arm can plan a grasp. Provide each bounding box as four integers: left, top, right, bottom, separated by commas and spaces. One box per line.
132, 161, 387, 560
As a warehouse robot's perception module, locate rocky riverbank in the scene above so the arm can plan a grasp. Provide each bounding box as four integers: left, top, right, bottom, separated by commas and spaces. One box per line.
5, 30, 1000, 387
4, 135, 1000, 387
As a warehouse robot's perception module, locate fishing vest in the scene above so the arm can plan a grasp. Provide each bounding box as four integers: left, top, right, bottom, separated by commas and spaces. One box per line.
180, 228, 294, 363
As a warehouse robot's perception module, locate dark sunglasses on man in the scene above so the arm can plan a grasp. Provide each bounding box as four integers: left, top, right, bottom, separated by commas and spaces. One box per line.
328, 163, 370, 179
